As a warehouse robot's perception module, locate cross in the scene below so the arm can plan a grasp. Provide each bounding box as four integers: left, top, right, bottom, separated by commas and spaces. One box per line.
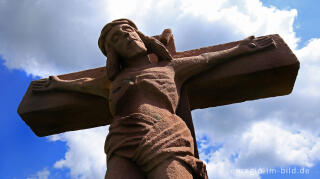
18, 29, 299, 160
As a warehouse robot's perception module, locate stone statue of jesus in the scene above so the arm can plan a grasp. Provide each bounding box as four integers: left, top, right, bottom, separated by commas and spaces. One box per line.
32, 19, 275, 179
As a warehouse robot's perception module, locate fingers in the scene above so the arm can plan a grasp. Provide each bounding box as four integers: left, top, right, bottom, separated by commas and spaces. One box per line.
248, 43, 256, 48
255, 36, 268, 41
256, 36, 271, 44
32, 82, 46, 88
31, 79, 50, 92
32, 87, 48, 92
255, 36, 276, 48
244, 35, 255, 41
31, 79, 48, 86
34, 78, 48, 83
243, 35, 276, 51
49, 75, 60, 81
32, 86, 48, 92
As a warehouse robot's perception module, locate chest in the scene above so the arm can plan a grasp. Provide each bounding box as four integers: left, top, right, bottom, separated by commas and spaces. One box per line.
108, 65, 179, 113
111, 66, 176, 94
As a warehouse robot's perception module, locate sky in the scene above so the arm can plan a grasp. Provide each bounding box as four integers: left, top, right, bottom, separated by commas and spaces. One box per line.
0, 0, 320, 178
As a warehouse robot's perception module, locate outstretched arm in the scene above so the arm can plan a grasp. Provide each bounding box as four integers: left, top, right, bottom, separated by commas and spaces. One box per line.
172, 36, 275, 84
31, 74, 110, 99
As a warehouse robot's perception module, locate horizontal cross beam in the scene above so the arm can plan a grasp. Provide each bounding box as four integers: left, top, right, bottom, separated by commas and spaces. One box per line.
18, 33, 299, 137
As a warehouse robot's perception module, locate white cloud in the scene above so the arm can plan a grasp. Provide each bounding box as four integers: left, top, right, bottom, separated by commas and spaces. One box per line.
3, 0, 319, 178
178, 0, 299, 49
237, 122, 319, 168
295, 38, 320, 97
48, 126, 108, 179
0, 0, 108, 77
193, 35, 320, 178
196, 121, 320, 179
27, 168, 50, 179
0, 0, 299, 77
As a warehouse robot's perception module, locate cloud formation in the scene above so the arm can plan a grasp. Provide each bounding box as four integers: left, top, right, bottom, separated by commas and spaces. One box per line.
0, 0, 107, 77
193, 37, 320, 178
0, 0, 298, 76
27, 168, 50, 179
2, 0, 319, 178
49, 127, 108, 179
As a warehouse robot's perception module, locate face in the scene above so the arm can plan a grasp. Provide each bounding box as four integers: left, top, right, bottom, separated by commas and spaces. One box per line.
105, 24, 147, 59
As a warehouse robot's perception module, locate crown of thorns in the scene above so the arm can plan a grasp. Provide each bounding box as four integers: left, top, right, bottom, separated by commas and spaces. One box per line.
98, 19, 138, 57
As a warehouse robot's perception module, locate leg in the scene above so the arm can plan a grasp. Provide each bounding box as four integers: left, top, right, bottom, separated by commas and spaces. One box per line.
105, 154, 145, 179
147, 158, 193, 179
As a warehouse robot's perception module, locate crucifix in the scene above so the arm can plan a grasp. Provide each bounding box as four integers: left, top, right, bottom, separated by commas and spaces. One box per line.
18, 19, 299, 179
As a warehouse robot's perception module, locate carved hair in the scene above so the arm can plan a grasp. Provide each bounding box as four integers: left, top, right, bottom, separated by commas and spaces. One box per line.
98, 19, 172, 81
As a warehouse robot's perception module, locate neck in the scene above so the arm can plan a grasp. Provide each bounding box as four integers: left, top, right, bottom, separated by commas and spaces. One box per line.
124, 53, 151, 68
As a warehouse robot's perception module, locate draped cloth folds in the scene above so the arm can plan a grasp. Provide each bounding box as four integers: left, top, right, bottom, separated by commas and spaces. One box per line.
105, 112, 208, 179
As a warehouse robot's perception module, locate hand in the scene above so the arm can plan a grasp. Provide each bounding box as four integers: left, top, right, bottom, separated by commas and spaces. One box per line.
31, 75, 61, 93
159, 29, 173, 45
137, 30, 173, 62
238, 35, 276, 53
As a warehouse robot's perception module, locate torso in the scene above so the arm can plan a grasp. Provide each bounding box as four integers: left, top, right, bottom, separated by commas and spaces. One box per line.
108, 61, 180, 118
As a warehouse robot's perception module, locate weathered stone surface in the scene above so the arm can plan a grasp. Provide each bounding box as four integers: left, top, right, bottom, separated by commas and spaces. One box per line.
18, 34, 299, 137
18, 31, 171, 137
18, 67, 111, 137
179, 34, 299, 109
18, 18, 300, 179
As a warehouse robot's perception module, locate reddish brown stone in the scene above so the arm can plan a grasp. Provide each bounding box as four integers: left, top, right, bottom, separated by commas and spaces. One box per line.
18, 34, 299, 137
18, 67, 111, 137
179, 34, 299, 109
17, 18, 300, 178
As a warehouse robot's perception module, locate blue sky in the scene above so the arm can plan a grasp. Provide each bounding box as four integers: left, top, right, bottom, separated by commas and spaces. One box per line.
1, 0, 320, 178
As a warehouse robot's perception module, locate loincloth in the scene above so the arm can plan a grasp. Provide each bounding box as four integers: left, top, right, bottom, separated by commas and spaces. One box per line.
105, 112, 208, 179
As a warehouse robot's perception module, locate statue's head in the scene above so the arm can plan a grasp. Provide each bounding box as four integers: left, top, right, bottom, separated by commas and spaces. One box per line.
98, 18, 172, 81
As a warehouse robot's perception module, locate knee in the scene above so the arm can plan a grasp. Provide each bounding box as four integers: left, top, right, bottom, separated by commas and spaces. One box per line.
106, 155, 145, 179
148, 159, 193, 179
